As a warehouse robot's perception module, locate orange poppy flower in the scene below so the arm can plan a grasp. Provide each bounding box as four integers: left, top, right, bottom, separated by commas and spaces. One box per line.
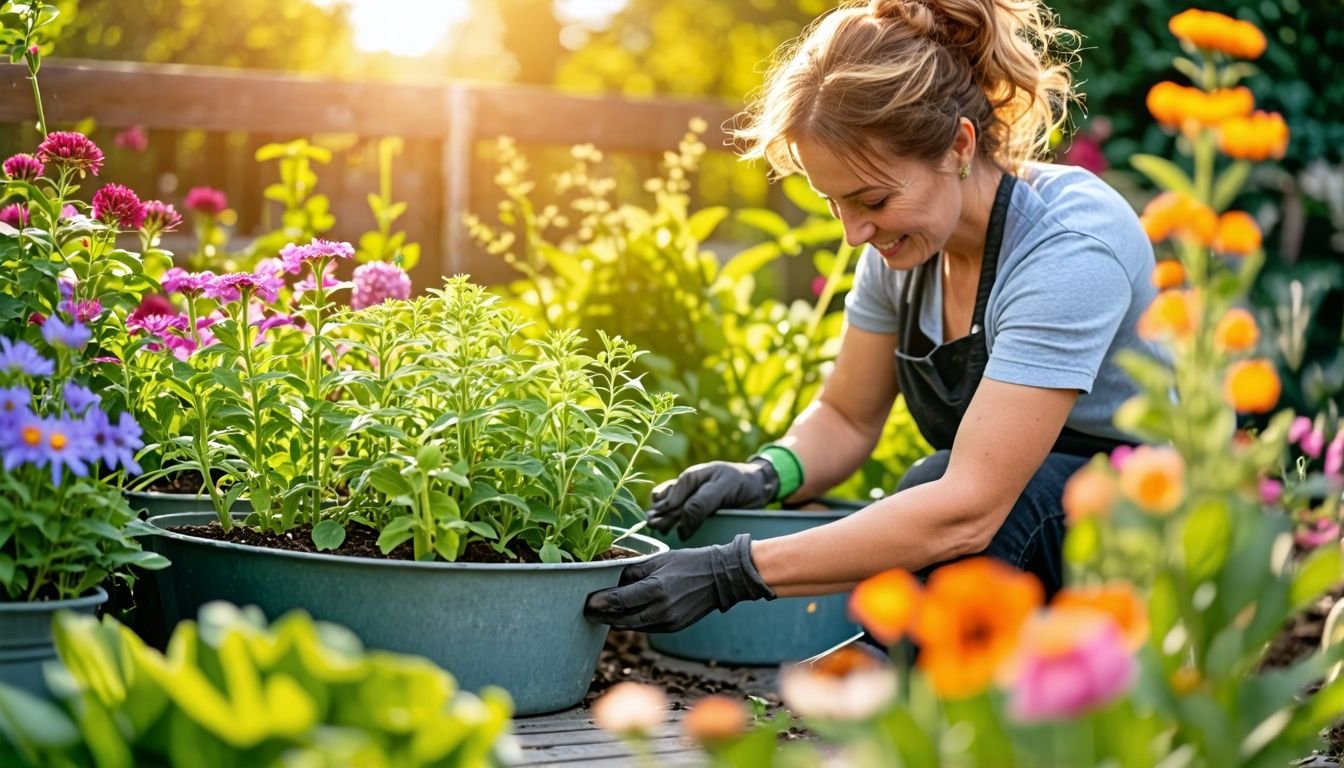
1218, 112, 1289, 161
1138, 289, 1200, 341
1224, 358, 1281, 413
1151, 260, 1186, 290
1169, 9, 1267, 59
1118, 445, 1186, 515
1214, 307, 1259, 353
913, 557, 1043, 699
1146, 83, 1254, 131
1062, 463, 1118, 524
683, 695, 749, 743
1213, 210, 1262, 255
1140, 192, 1217, 245
1052, 582, 1149, 651
849, 568, 921, 645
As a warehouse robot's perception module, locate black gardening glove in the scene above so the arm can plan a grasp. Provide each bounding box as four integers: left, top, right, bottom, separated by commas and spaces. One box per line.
584, 534, 777, 633
646, 459, 779, 540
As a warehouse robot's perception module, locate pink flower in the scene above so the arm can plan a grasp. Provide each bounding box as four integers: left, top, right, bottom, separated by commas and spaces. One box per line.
1295, 518, 1341, 550
280, 238, 355, 275
1004, 608, 1135, 723
183, 186, 229, 216
1108, 444, 1135, 472
207, 272, 279, 304
3, 153, 43, 181
113, 125, 148, 153
810, 275, 827, 297
61, 298, 103, 324
127, 294, 179, 326
1326, 434, 1344, 478
293, 261, 343, 298
351, 262, 412, 309
1259, 478, 1283, 506
1059, 134, 1109, 175
36, 131, 104, 176
141, 200, 182, 235
1288, 416, 1313, 444
91, 183, 147, 230
0, 203, 29, 228
162, 268, 215, 298
127, 312, 188, 338
1302, 428, 1325, 459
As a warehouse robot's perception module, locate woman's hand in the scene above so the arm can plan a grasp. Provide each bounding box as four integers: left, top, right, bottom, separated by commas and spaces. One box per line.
645, 459, 779, 539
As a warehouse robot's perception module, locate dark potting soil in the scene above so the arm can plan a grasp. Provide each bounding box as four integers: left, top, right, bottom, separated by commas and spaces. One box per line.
1258, 586, 1344, 761
169, 521, 640, 564
144, 471, 207, 495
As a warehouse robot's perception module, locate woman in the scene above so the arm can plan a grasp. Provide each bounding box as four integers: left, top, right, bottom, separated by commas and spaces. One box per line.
585, 0, 1159, 633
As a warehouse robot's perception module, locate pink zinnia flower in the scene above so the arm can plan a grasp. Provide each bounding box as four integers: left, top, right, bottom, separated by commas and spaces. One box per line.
351, 262, 412, 309
1259, 477, 1283, 506
1295, 517, 1341, 550
1288, 416, 1313, 444
0, 203, 29, 228
113, 125, 148, 153
92, 183, 147, 230
280, 238, 355, 274
141, 200, 182, 235
1004, 608, 1135, 723
183, 186, 229, 216
127, 294, 179, 327
253, 257, 287, 299
1302, 428, 1325, 459
60, 298, 103, 324
162, 268, 215, 298
207, 272, 279, 304
36, 131, 104, 176
3, 153, 43, 181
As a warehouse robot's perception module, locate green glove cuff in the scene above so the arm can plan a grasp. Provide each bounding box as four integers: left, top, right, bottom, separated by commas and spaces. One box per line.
750, 444, 804, 501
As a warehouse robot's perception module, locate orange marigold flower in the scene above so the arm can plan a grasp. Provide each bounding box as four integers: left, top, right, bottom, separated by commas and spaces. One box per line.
1218, 111, 1289, 161
1138, 289, 1200, 341
779, 644, 897, 720
1140, 192, 1217, 245
683, 695, 749, 744
1062, 463, 1118, 524
1213, 210, 1262, 255
849, 568, 921, 645
1169, 9, 1267, 59
1151, 260, 1186, 290
913, 558, 1043, 699
1146, 83, 1253, 130
1224, 358, 1281, 413
1118, 445, 1185, 515
1214, 307, 1259, 353
1052, 583, 1149, 651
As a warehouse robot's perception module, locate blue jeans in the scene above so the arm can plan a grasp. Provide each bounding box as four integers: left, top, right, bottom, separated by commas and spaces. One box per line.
897, 449, 1087, 600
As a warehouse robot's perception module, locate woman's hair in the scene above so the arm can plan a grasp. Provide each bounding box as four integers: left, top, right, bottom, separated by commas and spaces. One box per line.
734, 0, 1079, 178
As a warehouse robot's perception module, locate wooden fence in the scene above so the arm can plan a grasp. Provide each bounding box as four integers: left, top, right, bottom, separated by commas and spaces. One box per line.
0, 59, 741, 284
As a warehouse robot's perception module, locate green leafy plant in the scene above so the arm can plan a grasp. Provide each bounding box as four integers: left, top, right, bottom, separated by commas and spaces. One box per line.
0, 603, 514, 767
245, 138, 336, 266
356, 136, 421, 271
467, 127, 927, 499
331, 276, 690, 562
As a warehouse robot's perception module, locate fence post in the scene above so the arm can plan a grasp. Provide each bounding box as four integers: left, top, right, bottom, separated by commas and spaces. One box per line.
442, 84, 475, 279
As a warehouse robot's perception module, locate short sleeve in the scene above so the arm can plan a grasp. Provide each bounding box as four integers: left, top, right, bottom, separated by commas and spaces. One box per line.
843, 246, 903, 334
984, 233, 1132, 394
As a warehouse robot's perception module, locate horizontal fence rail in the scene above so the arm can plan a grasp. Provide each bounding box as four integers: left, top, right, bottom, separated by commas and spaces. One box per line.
0, 59, 741, 279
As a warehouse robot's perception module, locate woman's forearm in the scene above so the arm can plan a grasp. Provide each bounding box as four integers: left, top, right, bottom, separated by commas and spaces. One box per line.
773, 398, 885, 501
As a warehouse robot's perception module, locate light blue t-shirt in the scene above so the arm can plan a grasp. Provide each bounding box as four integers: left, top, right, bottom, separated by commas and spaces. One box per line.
843, 162, 1160, 443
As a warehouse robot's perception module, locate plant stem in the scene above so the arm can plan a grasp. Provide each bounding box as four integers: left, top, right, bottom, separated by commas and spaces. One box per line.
307, 257, 328, 526
236, 292, 269, 529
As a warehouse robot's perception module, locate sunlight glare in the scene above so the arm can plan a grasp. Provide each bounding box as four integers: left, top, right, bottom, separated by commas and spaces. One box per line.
315, 0, 471, 56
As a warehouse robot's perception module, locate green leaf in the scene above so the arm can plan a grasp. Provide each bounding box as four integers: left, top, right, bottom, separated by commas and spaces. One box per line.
539, 542, 563, 564
782, 174, 831, 216
687, 207, 729, 242
1182, 498, 1231, 584
311, 520, 346, 551
1211, 161, 1252, 211
1290, 546, 1343, 611
734, 208, 791, 238
368, 465, 414, 498
715, 241, 782, 288
1130, 154, 1197, 197
377, 517, 415, 554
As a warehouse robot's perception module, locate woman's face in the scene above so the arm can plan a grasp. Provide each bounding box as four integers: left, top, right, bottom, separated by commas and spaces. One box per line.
792, 137, 963, 270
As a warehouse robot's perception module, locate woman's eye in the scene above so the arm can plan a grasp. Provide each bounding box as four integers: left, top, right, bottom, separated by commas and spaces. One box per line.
863, 197, 889, 211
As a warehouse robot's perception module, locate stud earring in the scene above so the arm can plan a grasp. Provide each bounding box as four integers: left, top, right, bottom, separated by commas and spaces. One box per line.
959, 163, 971, 180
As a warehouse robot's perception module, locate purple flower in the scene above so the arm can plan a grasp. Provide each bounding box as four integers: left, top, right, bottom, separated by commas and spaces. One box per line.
1259, 477, 1283, 506
352, 262, 412, 309
162, 268, 214, 298
202, 274, 242, 303
1, 414, 93, 486
293, 261, 343, 298
127, 294, 179, 326
113, 125, 148, 153
62, 382, 100, 415
1327, 434, 1344, 478
0, 385, 31, 428
183, 186, 228, 216
127, 313, 188, 338
3, 153, 43, 181
83, 409, 143, 475
92, 183, 147, 230
0, 338, 54, 377
280, 239, 355, 275
0, 204, 29, 228
1296, 518, 1341, 550
41, 317, 92, 350
36, 131, 104, 177
254, 258, 287, 299
1289, 416, 1313, 445
60, 204, 78, 219
90, 356, 121, 365
1302, 428, 1325, 459
255, 313, 295, 335
141, 200, 182, 235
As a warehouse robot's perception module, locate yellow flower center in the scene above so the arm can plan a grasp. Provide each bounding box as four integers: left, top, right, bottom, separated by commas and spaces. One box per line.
22, 425, 41, 446
49, 432, 67, 451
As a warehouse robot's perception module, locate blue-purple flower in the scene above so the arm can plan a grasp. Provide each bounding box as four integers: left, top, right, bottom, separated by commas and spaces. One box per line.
41, 317, 92, 350
84, 409, 143, 475
0, 338, 54, 377
280, 238, 355, 275
63, 382, 100, 414
0, 385, 31, 428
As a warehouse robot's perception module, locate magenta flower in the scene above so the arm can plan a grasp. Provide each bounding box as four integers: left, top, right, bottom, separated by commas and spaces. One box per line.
61, 298, 103, 324
113, 125, 148, 153
1108, 444, 1134, 472
253, 257, 288, 299
36, 131, 104, 177
3, 153, 43, 181
1259, 477, 1284, 506
127, 313, 188, 338
183, 186, 229, 216
1288, 416, 1313, 444
141, 200, 182, 235
352, 262, 412, 309
1296, 517, 1341, 550
207, 272, 280, 304
161, 268, 215, 298
293, 261, 343, 298
1326, 434, 1344, 478
810, 275, 827, 298
1006, 609, 1135, 723
1302, 428, 1325, 459
92, 183, 147, 230
280, 239, 355, 275
0, 203, 29, 228
127, 294, 179, 327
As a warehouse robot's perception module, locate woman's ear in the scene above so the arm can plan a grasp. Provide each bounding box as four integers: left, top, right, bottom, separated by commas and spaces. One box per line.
951, 117, 978, 168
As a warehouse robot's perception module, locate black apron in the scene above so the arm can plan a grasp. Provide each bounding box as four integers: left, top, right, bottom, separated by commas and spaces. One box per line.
894, 173, 1130, 457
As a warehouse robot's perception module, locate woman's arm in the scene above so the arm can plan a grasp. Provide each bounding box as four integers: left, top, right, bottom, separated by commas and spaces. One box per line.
752, 378, 1079, 596
773, 322, 901, 500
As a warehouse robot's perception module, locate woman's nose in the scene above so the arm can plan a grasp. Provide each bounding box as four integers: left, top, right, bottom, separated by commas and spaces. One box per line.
840, 212, 874, 248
